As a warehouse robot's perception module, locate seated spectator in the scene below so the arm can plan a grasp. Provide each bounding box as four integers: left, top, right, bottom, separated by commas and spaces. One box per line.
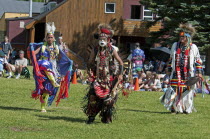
162, 68, 170, 92
6, 50, 28, 79
72, 63, 84, 82
144, 73, 161, 91
196, 77, 209, 94
0, 50, 7, 77
136, 68, 146, 89
143, 72, 152, 91
143, 60, 154, 72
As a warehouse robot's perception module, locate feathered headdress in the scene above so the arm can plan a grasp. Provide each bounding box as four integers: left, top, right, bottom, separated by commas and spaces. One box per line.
179, 23, 196, 38
46, 22, 56, 35
98, 23, 114, 38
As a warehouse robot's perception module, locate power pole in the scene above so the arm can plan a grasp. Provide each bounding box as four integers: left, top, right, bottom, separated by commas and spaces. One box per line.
29, 0, 32, 17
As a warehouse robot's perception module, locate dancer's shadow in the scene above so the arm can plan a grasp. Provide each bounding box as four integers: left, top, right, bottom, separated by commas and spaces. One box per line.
36, 115, 85, 123
0, 106, 55, 112
121, 109, 170, 114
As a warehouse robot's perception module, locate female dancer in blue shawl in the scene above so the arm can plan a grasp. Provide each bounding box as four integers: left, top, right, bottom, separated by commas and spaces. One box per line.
29, 22, 72, 112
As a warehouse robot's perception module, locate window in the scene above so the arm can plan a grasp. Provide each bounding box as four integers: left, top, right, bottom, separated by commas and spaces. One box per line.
105, 3, 116, 13
131, 5, 141, 19
20, 21, 25, 28
143, 6, 153, 21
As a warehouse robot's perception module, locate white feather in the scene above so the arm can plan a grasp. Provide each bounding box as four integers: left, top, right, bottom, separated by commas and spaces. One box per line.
51, 22, 56, 34
46, 23, 51, 33
46, 22, 56, 34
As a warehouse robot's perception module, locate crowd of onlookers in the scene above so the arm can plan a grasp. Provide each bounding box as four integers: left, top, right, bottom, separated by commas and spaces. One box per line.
122, 63, 210, 94
123, 63, 170, 92
0, 36, 28, 79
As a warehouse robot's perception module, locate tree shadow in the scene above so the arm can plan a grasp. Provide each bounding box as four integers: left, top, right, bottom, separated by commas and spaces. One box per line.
35, 114, 85, 123
0, 106, 55, 112
121, 108, 170, 114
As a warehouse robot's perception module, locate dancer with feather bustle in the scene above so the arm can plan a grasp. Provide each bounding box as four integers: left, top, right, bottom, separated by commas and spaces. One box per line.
28, 22, 73, 112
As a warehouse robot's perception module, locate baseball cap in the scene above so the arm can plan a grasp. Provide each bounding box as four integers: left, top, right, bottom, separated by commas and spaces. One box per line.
136, 67, 142, 72
19, 50, 24, 54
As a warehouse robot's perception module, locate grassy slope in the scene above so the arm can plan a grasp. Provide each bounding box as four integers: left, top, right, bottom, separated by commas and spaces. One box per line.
0, 71, 210, 139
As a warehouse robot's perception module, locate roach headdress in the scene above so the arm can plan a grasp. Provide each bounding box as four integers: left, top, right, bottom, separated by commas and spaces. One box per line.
46, 22, 56, 35
179, 23, 196, 38
98, 23, 114, 38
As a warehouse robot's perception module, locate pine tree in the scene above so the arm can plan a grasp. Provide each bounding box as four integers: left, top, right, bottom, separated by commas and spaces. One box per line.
140, 0, 210, 51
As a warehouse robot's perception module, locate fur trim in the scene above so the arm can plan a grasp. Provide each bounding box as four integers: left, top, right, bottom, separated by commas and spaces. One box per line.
98, 23, 114, 36
179, 23, 196, 37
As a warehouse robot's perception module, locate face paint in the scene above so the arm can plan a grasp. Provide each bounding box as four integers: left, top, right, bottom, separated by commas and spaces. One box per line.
99, 40, 107, 47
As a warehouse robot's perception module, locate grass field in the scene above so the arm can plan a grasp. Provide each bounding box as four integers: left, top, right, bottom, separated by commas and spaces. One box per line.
0, 69, 210, 139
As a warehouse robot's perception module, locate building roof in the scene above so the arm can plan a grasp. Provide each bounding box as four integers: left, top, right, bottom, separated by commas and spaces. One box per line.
0, 0, 44, 18
25, 0, 67, 29
6, 16, 34, 21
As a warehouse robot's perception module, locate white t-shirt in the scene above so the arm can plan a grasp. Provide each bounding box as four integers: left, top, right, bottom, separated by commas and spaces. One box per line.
15, 58, 28, 67
155, 79, 161, 88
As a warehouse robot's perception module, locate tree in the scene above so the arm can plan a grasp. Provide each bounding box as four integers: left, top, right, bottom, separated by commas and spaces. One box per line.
139, 0, 210, 51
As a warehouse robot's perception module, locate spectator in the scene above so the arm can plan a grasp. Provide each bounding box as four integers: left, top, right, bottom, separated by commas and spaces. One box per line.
144, 72, 161, 91
196, 76, 209, 94
143, 60, 154, 72
131, 43, 145, 78
0, 36, 12, 61
126, 50, 132, 74
143, 71, 152, 91
6, 50, 28, 79
162, 68, 170, 92
0, 50, 7, 77
10, 48, 17, 64
150, 73, 162, 91
72, 63, 84, 82
136, 68, 146, 90
58, 34, 69, 54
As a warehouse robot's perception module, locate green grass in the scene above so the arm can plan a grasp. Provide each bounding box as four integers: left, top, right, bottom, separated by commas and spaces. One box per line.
0, 67, 210, 138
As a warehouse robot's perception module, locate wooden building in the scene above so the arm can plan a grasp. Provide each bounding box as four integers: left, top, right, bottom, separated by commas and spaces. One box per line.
0, 0, 44, 42
6, 17, 34, 51
26, 0, 161, 66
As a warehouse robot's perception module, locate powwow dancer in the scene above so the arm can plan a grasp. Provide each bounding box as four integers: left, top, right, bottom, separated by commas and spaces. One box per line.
83, 23, 124, 124
161, 23, 203, 114
58, 34, 69, 54
28, 22, 73, 112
